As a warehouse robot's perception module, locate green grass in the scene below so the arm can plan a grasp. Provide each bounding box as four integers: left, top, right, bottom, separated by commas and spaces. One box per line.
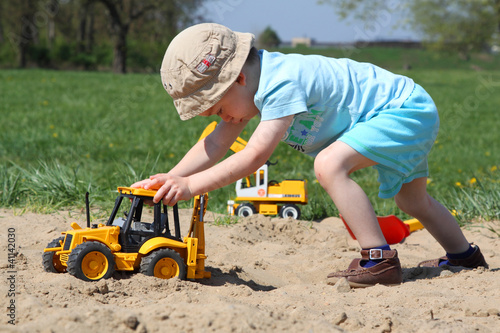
1, 47, 499, 226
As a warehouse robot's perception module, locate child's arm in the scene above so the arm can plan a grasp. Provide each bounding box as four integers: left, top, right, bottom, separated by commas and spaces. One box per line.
144, 115, 293, 205
170, 119, 249, 176
133, 119, 249, 189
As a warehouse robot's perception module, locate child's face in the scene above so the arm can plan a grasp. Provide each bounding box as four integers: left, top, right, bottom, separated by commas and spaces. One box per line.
199, 73, 259, 123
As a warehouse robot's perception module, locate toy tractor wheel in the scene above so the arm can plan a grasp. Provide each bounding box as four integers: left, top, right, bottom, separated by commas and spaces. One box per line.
140, 249, 187, 280
235, 203, 257, 217
42, 237, 67, 273
67, 241, 115, 282
279, 204, 301, 219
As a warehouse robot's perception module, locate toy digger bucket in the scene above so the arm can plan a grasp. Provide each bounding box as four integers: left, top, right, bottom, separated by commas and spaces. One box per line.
340, 215, 423, 245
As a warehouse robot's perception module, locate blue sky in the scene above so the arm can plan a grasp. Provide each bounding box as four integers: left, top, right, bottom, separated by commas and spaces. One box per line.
200, 0, 418, 43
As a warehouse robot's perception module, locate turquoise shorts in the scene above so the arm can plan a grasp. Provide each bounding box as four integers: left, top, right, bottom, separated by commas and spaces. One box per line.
339, 84, 439, 199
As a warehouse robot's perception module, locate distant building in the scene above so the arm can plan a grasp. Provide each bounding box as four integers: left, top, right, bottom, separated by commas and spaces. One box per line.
291, 37, 312, 47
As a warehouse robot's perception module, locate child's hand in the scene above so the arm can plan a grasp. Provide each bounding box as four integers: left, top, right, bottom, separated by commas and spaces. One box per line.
130, 176, 163, 190
131, 173, 168, 190
150, 174, 193, 206
131, 174, 193, 205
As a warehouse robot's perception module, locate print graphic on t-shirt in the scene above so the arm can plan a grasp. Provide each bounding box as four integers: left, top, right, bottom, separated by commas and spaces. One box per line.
282, 109, 324, 152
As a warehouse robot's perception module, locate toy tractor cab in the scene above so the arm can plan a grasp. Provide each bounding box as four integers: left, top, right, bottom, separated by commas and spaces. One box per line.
43, 187, 211, 282
108, 187, 182, 252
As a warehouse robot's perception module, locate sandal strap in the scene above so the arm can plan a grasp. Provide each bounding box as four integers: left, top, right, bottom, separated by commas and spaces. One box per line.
360, 249, 398, 260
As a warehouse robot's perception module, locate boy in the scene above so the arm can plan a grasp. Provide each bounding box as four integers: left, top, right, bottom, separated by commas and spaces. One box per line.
132, 23, 488, 287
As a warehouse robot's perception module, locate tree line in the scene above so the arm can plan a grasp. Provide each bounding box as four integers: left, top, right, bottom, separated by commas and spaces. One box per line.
319, 0, 500, 59
0, 0, 204, 73
1, 1, 499, 73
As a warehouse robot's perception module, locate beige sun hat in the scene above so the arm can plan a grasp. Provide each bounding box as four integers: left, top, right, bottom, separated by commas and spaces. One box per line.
160, 23, 255, 120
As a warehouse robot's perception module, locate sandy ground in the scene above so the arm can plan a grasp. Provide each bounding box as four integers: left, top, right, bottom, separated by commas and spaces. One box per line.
1, 207, 499, 333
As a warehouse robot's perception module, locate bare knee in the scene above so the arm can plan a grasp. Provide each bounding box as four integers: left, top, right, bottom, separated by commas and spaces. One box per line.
314, 141, 377, 189
314, 148, 343, 188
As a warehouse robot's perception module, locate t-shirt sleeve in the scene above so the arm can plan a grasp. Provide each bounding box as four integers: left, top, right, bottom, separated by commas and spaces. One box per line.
257, 80, 308, 121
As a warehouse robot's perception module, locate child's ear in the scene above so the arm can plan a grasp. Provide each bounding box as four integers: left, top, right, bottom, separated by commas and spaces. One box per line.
236, 72, 247, 86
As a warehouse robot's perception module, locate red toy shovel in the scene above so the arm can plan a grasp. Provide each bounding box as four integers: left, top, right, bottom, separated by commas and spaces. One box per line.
340, 215, 411, 245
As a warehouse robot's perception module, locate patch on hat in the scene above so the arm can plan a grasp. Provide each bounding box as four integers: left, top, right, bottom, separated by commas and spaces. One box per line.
162, 81, 173, 91
196, 54, 216, 73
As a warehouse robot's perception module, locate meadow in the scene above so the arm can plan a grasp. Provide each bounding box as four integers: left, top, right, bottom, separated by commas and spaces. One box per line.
0, 47, 499, 224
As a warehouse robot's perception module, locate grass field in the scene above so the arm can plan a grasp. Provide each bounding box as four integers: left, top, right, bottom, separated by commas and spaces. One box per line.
1, 47, 499, 224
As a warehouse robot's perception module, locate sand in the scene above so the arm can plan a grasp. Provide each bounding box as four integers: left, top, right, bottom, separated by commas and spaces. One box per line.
1, 207, 499, 333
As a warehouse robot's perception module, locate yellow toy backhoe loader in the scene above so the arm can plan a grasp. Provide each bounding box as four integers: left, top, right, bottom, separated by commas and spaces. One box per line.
43, 189, 210, 282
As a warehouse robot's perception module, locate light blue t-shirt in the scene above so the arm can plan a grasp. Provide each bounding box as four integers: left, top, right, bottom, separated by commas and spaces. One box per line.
254, 50, 415, 157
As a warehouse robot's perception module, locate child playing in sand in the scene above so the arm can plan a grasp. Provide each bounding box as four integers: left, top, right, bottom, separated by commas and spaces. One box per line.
132, 23, 488, 287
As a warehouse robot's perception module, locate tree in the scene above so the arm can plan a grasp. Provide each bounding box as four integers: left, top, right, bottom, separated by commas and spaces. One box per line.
319, 0, 499, 57
0, 2, 4, 44
78, 0, 96, 54
4, 0, 39, 68
87, 0, 157, 73
412, 0, 497, 58
46, 0, 59, 50
2, 0, 65, 67
84, 0, 205, 73
258, 26, 281, 48
0, 0, 205, 71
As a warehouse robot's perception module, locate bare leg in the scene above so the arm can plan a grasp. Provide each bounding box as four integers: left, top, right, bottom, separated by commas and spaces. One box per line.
314, 141, 386, 249
395, 177, 469, 254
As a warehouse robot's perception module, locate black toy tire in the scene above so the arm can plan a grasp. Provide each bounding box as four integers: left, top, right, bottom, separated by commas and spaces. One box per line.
279, 204, 301, 219
42, 236, 67, 273
67, 241, 115, 282
140, 248, 187, 280
235, 203, 257, 217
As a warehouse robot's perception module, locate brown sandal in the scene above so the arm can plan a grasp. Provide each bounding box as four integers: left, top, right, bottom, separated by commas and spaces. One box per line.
327, 249, 403, 288
418, 244, 489, 269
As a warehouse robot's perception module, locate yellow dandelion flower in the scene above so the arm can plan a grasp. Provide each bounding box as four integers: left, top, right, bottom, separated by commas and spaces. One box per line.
169, 153, 175, 158
42, 100, 49, 106
85, 153, 90, 159
491, 165, 498, 172
426, 178, 432, 184
49, 124, 55, 129
485, 151, 491, 157
109, 143, 114, 148
52, 133, 58, 138
469, 177, 477, 185
455, 182, 462, 187
458, 169, 462, 173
